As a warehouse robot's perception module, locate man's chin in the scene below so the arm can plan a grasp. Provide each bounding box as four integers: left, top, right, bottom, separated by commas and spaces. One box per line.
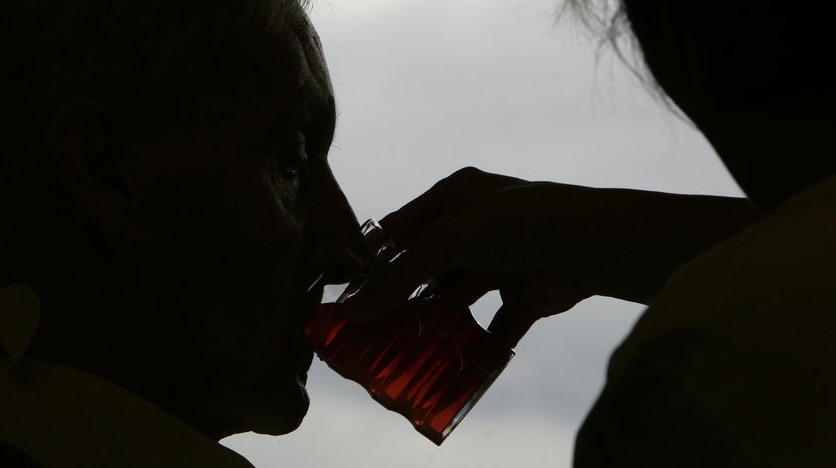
218, 325, 315, 437
248, 389, 310, 435
248, 380, 310, 436
196, 381, 311, 440
186, 326, 315, 439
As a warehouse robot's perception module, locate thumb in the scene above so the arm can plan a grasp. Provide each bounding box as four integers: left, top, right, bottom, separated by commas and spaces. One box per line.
487, 304, 536, 349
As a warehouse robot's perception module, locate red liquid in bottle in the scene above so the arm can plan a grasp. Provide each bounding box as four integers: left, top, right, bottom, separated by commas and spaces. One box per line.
304, 297, 513, 445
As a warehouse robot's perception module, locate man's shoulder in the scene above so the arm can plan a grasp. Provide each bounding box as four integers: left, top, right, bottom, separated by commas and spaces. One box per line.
0, 438, 39, 468
1, 357, 255, 467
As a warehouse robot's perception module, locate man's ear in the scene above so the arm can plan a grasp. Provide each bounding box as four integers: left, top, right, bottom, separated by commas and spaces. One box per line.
47, 101, 137, 242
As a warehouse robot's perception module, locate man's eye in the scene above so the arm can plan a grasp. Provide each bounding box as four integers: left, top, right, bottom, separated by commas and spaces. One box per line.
276, 131, 308, 180
279, 163, 301, 179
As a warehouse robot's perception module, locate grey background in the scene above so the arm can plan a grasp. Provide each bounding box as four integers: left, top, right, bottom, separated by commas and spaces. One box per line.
222, 0, 744, 466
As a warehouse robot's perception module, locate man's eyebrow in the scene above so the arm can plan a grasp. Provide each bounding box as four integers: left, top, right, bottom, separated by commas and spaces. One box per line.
261, 79, 330, 142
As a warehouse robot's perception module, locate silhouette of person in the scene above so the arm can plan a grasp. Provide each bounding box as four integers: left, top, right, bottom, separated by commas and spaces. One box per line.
0, 0, 364, 465
341, 0, 836, 465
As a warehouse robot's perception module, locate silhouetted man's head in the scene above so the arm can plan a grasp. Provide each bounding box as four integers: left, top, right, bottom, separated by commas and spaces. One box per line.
616, 0, 836, 210
1, 0, 361, 439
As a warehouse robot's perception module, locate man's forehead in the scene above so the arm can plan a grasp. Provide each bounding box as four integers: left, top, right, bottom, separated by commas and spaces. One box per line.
247, 6, 329, 106
209, 7, 319, 108
210, 7, 331, 143
290, 16, 330, 87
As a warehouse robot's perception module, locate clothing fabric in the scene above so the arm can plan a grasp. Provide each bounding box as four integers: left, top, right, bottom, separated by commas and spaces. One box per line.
0, 285, 254, 468
575, 176, 836, 467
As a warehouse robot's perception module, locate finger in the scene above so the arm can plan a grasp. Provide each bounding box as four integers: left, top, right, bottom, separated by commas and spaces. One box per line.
487, 267, 586, 347
339, 221, 465, 322
487, 303, 536, 349
380, 167, 525, 248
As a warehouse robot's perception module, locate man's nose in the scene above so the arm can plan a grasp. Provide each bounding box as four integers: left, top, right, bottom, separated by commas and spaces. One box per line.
307, 169, 369, 284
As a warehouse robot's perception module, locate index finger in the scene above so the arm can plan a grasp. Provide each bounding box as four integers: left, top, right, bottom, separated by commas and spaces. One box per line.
339, 216, 467, 322
380, 167, 526, 249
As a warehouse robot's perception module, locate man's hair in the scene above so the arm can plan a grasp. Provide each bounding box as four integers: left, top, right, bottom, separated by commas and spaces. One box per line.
560, 0, 836, 111
1, 0, 308, 148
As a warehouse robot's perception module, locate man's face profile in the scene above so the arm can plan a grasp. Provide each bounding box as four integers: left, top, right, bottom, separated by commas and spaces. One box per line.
2, 0, 360, 440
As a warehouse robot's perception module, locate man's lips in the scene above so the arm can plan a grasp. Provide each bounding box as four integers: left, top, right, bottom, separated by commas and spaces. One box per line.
291, 269, 326, 382
295, 326, 314, 374
299, 288, 322, 334
295, 291, 319, 368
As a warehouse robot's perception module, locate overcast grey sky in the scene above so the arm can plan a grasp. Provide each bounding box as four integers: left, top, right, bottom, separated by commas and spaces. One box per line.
223, 0, 744, 466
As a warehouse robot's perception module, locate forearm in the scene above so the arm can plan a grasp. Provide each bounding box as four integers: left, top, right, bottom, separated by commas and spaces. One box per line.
343, 170, 765, 324
553, 187, 764, 304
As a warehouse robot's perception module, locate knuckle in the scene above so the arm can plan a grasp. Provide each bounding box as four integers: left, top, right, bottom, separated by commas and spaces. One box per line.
448, 166, 485, 184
